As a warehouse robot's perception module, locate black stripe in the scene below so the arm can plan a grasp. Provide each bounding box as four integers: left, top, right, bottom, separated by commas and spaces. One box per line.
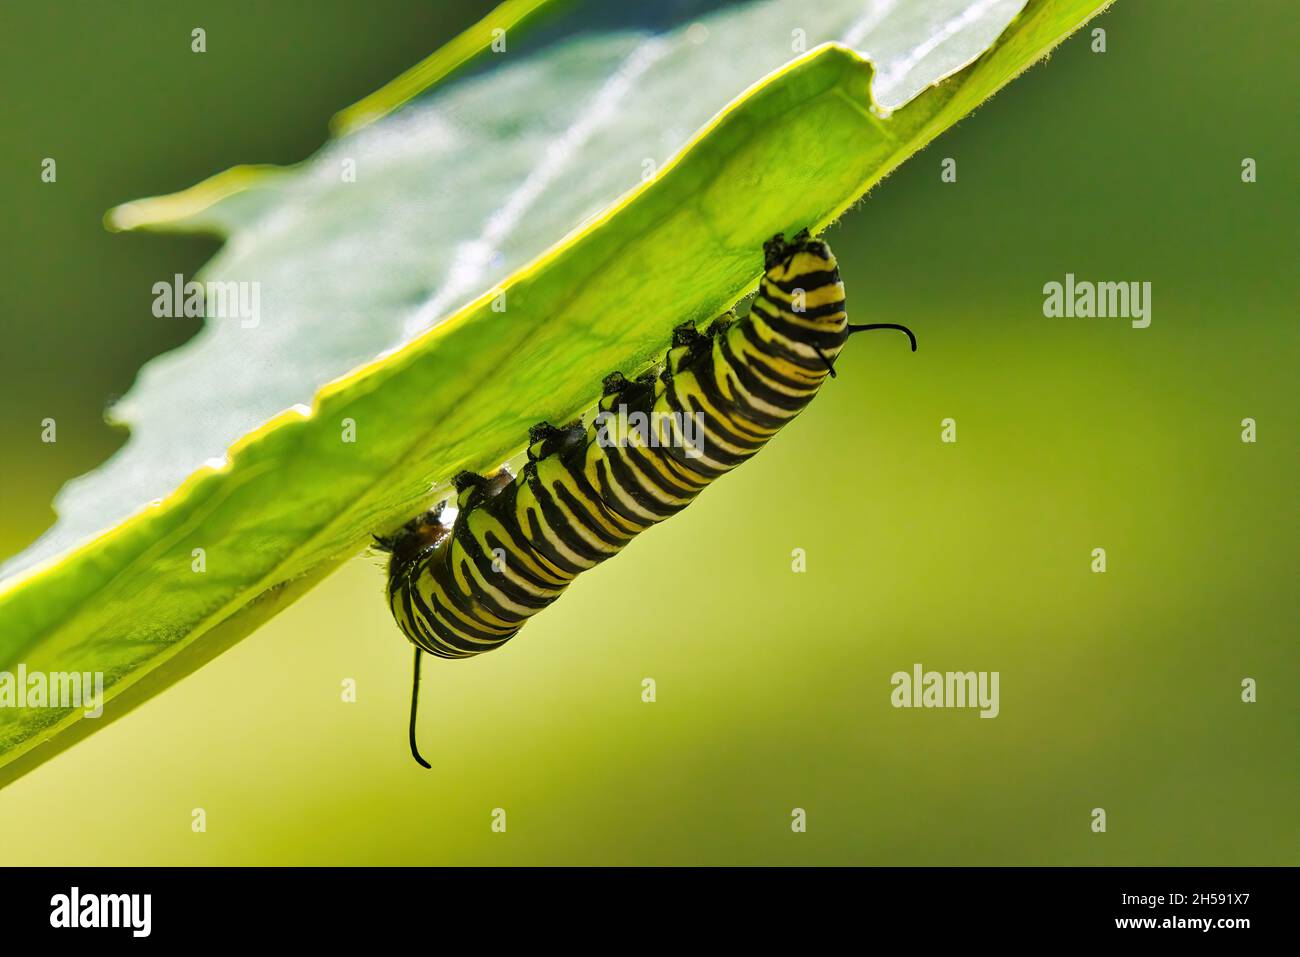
611, 432, 701, 499
760, 275, 842, 303
400, 581, 458, 658
515, 481, 591, 575
766, 267, 840, 293
481, 530, 564, 598
453, 555, 530, 627
598, 446, 685, 519
716, 333, 801, 425
525, 469, 608, 564
552, 480, 631, 550
414, 574, 513, 648
655, 340, 764, 452
690, 341, 779, 440
662, 377, 756, 470
737, 324, 822, 401
756, 292, 847, 323
668, 364, 768, 450
521, 505, 585, 576
552, 440, 640, 547
588, 456, 661, 526
485, 482, 569, 587
417, 553, 512, 640
749, 302, 848, 353
454, 520, 553, 611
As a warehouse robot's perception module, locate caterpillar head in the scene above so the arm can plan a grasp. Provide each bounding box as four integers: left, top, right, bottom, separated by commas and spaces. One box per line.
373, 505, 452, 572
763, 228, 838, 277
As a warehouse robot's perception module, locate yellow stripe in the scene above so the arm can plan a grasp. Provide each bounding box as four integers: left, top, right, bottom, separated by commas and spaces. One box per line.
583, 447, 669, 523
539, 455, 630, 539
770, 250, 837, 283
468, 505, 568, 588
761, 279, 846, 311
425, 571, 517, 640
512, 487, 596, 571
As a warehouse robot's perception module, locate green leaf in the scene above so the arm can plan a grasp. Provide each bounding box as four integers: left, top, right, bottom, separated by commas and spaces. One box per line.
0, 0, 1112, 785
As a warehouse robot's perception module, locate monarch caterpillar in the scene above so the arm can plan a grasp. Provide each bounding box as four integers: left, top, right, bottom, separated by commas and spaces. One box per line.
375, 230, 916, 767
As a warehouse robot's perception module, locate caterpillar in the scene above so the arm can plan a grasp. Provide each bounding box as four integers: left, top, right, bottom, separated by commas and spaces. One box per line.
375, 230, 915, 767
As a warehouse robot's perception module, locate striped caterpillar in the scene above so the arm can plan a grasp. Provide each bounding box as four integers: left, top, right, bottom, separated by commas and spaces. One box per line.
374, 231, 915, 766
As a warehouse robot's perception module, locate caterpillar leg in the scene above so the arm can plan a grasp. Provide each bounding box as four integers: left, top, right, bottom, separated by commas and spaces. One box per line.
527, 421, 585, 461
671, 321, 706, 347
453, 467, 514, 509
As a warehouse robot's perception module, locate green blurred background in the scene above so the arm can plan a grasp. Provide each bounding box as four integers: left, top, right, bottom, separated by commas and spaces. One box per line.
0, 0, 1295, 865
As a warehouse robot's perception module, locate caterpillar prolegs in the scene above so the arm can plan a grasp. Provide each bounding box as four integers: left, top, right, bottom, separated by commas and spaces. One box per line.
374, 230, 916, 767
